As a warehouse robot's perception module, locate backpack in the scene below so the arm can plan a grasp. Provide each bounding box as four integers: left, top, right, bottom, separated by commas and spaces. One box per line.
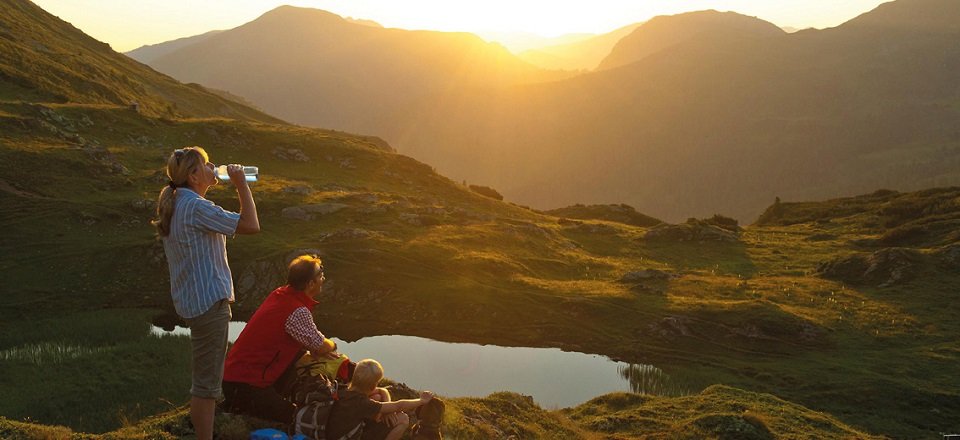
289, 364, 363, 440
295, 352, 356, 384
411, 397, 445, 440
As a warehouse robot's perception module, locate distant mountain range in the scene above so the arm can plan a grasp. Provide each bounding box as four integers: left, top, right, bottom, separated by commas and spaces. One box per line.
476, 30, 595, 54
130, 0, 960, 221
517, 22, 643, 71
596, 11, 784, 71
126, 30, 224, 65
137, 6, 567, 137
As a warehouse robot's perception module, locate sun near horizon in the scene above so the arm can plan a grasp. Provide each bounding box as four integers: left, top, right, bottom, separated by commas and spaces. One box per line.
32, 0, 892, 53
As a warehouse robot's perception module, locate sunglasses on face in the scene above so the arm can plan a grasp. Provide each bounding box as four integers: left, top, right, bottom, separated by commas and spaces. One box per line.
314, 263, 325, 282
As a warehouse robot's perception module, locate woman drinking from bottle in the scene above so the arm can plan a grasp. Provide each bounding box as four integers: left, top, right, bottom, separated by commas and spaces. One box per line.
152, 146, 260, 440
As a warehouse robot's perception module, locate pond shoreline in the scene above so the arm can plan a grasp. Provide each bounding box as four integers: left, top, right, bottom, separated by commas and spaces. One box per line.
151, 320, 699, 409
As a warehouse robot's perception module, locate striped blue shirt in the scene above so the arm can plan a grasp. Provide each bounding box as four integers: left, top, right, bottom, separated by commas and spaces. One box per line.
163, 188, 241, 319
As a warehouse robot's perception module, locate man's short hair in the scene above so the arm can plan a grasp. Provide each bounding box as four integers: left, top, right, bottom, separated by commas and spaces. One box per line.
288, 254, 323, 291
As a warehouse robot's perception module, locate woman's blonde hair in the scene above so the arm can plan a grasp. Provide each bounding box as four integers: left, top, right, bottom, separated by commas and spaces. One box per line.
152, 147, 209, 236
350, 359, 384, 393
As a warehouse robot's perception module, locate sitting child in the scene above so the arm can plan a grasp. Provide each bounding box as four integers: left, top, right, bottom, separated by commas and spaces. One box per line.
326, 359, 433, 440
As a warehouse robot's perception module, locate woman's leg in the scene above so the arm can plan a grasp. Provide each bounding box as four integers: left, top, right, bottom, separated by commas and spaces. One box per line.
184, 299, 232, 440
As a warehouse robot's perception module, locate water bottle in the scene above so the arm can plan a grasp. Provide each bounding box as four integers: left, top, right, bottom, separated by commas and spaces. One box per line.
249, 428, 287, 439
216, 165, 259, 182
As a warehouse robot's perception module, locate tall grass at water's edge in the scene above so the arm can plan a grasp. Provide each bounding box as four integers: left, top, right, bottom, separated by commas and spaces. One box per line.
0, 309, 193, 434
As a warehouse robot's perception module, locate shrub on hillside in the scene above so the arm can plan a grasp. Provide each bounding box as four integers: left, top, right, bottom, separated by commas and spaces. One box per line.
468, 184, 503, 200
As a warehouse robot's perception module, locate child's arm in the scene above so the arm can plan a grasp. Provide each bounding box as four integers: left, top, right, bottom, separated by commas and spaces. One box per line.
369, 387, 391, 402
369, 387, 391, 423
377, 391, 433, 415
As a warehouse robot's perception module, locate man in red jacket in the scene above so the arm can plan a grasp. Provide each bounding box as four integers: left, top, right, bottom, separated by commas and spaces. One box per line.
221, 254, 338, 422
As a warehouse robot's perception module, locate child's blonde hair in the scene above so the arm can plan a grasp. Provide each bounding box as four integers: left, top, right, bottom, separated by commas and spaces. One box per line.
350, 359, 384, 393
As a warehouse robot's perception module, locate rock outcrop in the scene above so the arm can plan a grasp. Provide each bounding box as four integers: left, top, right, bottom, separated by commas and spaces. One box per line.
816, 248, 921, 287
935, 244, 960, 270
272, 147, 310, 162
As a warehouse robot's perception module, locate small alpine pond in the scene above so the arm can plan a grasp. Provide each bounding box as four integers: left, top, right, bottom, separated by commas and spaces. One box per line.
152, 321, 698, 408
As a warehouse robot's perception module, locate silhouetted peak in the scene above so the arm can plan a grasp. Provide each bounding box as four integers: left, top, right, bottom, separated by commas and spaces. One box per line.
840, 0, 960, 33
346, 18, 383, 28
254, 5, 352, 28
598, 9, 782, 70
639, 10, 783, 36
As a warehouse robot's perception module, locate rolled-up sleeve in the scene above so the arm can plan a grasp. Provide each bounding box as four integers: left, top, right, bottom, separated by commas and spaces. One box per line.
285, 307, 327, 352
193, 198, 240, 236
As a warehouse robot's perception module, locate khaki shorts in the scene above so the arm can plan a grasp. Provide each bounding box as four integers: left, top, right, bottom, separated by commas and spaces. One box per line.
184, 299, 232, 399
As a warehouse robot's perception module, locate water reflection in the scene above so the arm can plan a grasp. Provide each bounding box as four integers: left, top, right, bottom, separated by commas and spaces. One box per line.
151, 323, 698, 408
618, 363, 694, 397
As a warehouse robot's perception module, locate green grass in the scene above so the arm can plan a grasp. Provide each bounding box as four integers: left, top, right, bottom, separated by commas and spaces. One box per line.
0, 1, 281, 123
565, 386, 877, 439
1, 41, 959, 439
0, 310, 192, 433
0, 385, 884, 439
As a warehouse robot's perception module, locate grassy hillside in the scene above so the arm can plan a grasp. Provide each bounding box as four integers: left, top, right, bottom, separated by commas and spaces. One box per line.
0, 385, 882, 439
1, 0, 959, 438
0, 0, 279, 123
2, 97, 958, 436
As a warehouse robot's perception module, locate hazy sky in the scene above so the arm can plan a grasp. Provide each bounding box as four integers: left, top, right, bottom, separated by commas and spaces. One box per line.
32, 0, 893, 52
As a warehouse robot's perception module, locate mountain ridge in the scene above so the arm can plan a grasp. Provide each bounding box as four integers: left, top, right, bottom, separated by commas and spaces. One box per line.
2, 0, 959, 437
840, 0, 960, 32
126, 30, 224, 64
132, 0, 960, 223
597, 10, 785, 71
0, 0, 280, 123
518, 22, 644, 71
374, 0, 960, 222
145, 5, 566, 136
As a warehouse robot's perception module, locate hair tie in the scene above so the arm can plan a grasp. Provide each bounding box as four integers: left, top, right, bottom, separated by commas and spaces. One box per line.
168, 181, 177, 190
